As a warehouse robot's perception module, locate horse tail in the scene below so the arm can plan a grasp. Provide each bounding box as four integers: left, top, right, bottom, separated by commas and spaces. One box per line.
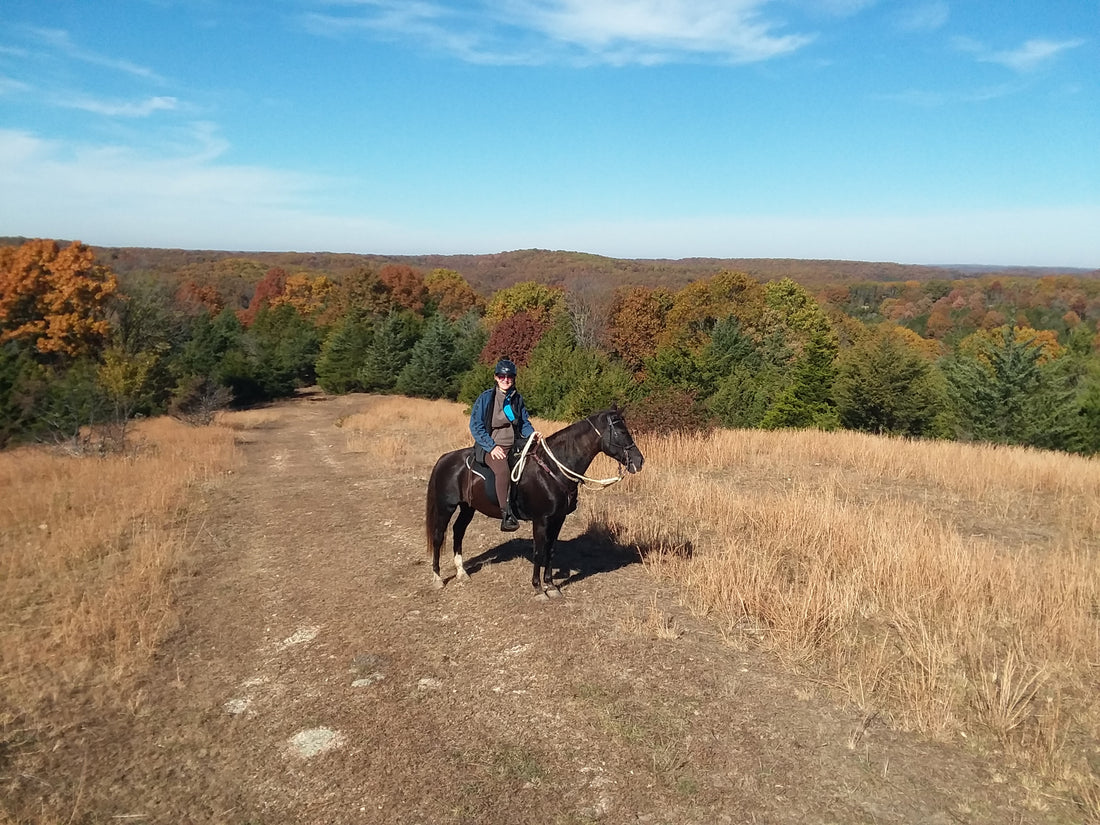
425, 462, 440, 557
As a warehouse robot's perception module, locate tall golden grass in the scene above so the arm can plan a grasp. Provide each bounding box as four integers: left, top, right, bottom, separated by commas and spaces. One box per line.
583, 426, 1100, 810
0, 417, 242, 745
6, 395, 1098, 818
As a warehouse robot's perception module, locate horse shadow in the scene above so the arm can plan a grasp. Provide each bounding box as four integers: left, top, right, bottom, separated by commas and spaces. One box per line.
463, 523, 651, 587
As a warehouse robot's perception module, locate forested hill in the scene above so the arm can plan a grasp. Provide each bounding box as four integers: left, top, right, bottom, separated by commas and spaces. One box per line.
5, 238, 1094, 297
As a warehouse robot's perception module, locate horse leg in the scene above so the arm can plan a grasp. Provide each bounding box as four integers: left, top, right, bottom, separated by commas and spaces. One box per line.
531, 514, 566, 597
540, 513, 568, 598
430, 504, 456, 589
451, 503, 475, 582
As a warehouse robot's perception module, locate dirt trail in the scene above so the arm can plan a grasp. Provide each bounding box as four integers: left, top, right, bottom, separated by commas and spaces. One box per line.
44, 393, 1077, 824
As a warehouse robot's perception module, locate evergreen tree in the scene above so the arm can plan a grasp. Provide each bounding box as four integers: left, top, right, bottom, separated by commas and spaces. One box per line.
834, 325, 944, 436
396, 315, 463, 399
359, 311, 418, 392
246, 303, 321, 398
760, 318, 839, 430
944, 326, 1078, 448
316, 310, 375, 393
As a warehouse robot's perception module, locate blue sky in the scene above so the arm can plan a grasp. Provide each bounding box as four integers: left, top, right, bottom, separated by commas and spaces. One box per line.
1, 1, 1096, 267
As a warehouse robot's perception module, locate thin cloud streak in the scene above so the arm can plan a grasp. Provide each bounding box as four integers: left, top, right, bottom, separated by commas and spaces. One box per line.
58, 95, 179, 118
303, 0, 816, 65
894, 1, 949, 33
955, 36, 1086, 72
23, 26, 167, 83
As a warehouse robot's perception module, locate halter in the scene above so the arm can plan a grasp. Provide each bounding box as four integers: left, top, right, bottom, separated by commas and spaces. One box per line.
510, 414, 628, 487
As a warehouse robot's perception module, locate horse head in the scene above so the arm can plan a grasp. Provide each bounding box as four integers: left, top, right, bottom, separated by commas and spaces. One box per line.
596, 406, 645, 475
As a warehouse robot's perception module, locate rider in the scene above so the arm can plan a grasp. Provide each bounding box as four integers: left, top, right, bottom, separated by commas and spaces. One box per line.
470, 358, 539, 532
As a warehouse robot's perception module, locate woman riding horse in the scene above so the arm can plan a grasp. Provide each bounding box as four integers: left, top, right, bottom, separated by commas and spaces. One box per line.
427, 404, 645, 596
468, 358, 540, 532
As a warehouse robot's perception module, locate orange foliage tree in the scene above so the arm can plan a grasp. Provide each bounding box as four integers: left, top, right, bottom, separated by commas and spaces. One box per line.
378, 264, 427, 313
270, 273, 334, 317
604, 286, 674, 373
662, 271, 765, 350
479, 310, 550, 368
0, 239, 118, 359
240, 267, 288, 326
425, 268, 484, 320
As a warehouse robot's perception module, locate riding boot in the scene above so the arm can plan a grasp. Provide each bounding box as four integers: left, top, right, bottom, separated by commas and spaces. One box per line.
500, 504, 520, 532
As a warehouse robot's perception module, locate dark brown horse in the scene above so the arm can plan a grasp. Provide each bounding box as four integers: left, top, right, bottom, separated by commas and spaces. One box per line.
426, 407, 644, 596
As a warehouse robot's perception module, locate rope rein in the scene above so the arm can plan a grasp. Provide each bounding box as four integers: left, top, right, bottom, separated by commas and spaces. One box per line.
510, 420, 626, 487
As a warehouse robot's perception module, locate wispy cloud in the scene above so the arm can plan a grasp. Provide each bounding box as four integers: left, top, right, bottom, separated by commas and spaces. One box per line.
58, 95, 179, 118
894, 1, 949, 33
303, 0, 815, 65
0, 74, 31, 95
873, 83, 1018, 107
23, 26, 166, 82
955, 36, 1085, 72
0, 127, 406, 252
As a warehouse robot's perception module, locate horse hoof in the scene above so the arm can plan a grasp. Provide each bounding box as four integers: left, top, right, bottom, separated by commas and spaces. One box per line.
432, 574, 445, 590
545, 586, 562, 599
534, 590, 550, 602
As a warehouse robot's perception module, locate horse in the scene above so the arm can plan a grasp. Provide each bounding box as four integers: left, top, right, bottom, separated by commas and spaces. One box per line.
425, 406, 645, 596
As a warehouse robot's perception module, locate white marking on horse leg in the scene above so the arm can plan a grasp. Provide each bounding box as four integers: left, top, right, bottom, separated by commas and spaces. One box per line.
432, 572, 445, 589
454, 554, 469, 580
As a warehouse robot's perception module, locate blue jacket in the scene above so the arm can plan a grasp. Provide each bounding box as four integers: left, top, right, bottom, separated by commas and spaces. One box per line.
469, 386, 535, 454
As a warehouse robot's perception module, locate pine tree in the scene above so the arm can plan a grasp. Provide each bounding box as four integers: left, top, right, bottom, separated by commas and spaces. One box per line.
359, 312, 418, 392
316, 311, 375, 393
396, 315, 462, 399
834, 325, 944, 436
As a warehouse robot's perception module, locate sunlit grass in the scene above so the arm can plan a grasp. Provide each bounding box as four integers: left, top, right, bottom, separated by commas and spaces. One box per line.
0, 416, 242, 741
584, 426, 1100, 810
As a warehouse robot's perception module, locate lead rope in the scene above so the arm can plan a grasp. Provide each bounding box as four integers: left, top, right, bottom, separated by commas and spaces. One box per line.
510, 430, 625, 487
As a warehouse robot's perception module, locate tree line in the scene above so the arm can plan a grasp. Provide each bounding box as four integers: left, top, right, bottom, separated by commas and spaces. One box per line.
3, 238, 1099, 454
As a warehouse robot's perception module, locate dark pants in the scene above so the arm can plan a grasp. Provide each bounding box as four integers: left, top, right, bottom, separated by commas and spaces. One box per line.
486, 452, 511, 514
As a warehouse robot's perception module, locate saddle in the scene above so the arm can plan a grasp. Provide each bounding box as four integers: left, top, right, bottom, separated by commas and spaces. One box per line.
466, 446, 528, 519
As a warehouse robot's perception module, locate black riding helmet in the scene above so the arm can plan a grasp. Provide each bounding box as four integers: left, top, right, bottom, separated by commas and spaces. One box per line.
495, 358, 517, 378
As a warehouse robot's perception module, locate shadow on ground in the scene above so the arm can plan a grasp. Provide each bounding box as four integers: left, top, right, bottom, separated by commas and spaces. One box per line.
464, 524, 644, 587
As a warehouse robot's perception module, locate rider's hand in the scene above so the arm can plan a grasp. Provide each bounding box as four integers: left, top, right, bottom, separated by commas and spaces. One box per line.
490, 445, 506, 461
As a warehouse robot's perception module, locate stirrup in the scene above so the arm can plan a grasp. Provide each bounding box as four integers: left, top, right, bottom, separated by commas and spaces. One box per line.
501, 514, 519, 532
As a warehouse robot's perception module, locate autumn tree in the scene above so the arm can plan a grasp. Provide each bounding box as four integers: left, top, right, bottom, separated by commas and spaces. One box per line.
174, 280, 224, 316
259, 272, 335, 322
425, 268, 484, 320
484, 281, 565, 328
240, 267, 288, 326
0, 239, 118, 360
326, 266, 394, 321
378, 264, 427, 313
604, 286, 673, 374
662, 271, 765, 350
479, 310, 550, 368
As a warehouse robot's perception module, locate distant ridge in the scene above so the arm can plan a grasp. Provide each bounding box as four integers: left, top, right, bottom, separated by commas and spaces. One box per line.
2, 238, 1096, 296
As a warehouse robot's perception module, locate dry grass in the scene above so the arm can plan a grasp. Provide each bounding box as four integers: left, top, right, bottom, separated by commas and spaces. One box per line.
8, 394, 1099, 819
0, 415, 242, 750
339, 395, 559, 470
584, 426, 1100, 813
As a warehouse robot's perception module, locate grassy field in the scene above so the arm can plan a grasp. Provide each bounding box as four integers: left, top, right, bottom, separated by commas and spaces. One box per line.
582, 425, 1100, 816
3, 397, 1099, 820
0, 414, 243, 789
